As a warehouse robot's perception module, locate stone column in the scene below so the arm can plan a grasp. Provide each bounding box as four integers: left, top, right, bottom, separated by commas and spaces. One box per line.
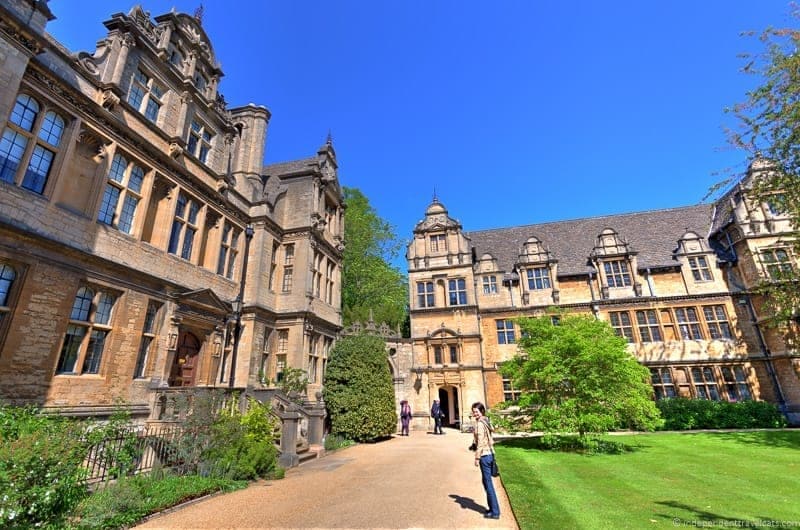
111, 33, 135, 87
306, 398, 326, 446
277, 408, 301, 468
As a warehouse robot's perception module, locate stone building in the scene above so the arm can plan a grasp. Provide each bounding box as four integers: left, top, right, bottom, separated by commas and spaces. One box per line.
0, 1, 343, 419
404, 170, 800, 430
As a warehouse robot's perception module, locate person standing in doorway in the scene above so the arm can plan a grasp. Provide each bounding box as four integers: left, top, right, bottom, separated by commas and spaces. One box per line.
399, 400, 412, 436
472, 402, 500, 519
431, 399, 444, 434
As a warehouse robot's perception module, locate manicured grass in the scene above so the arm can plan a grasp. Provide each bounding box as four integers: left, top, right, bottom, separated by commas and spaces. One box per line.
495, 431, 800, 529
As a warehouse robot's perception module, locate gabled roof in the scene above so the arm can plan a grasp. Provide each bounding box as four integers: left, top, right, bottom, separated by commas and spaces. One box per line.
466, 204, 714, 276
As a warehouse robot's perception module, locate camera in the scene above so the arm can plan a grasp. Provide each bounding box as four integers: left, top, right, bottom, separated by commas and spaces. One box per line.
468, 442, 477, 451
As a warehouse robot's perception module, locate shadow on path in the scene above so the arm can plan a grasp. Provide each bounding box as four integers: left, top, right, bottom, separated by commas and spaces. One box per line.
449, 493, 486, 514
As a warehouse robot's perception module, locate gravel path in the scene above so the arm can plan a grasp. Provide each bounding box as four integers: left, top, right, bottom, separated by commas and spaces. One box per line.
136, 429, 518, 529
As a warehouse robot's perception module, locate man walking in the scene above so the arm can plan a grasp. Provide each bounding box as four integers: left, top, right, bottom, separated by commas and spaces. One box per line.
431, 399, 444, 434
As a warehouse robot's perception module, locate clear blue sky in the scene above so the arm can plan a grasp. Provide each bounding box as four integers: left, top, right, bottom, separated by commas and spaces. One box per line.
48, 1, 793, 255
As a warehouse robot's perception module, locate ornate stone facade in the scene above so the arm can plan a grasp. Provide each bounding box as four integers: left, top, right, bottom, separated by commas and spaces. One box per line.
405, 170, 800, 429
0, 1, 343, 419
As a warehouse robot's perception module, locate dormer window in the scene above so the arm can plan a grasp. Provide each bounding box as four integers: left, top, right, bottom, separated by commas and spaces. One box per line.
604, 260, 631, 287
128, 69, 164, 123
482, 275, 498, 294
688, 256, 713, 282
187, 120, 213, 163
526, 267, 551, 290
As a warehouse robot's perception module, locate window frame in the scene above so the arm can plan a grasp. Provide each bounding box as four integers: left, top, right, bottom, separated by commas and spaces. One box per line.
675, 307, 704, 340
447, 278, 467, 306
650, 367, 677, 400
526, 266, 551, 290
217, 222, 240, 280
609, 311, 635, 342
761, 248, 793, 279
603, 259, 632, 288
56, 286, 117, 376
430, 234, 447, 253
186, 119, 214, 164
691, 366, 721, 400
0, 262, 18, 330
167, 192, 202, 261
417, 281, 435, 308
502, 376, 521, 402
134, 301, 161, 379
482, 275, 498, 294
635, 309, 662, 342
720, 365, 752, 401
496, 319, 516, 345
703, 305, 732, 340
97, 152, 147, 235
688, 255, 713, 282
128, 68, 164, 124
0, 93, 67, 195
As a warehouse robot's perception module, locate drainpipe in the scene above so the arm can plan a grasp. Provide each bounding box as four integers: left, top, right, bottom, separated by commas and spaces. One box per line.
645, 267, 655, 297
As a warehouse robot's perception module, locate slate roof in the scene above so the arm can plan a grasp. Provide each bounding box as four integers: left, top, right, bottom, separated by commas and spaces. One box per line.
465, 204, 715, 276
262, 156, 318, 177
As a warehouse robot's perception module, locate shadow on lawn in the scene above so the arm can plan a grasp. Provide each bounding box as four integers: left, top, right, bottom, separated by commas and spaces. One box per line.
702, 430, 800, 450
496, 436, 644, 454
655, 500, 791, 526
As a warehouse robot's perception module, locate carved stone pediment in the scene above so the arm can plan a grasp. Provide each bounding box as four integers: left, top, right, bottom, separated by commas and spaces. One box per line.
590, 228, 633, 258
176, 288, 230, 314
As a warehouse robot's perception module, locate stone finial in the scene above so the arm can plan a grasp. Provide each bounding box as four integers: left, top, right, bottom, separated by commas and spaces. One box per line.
194, 4, 205, 25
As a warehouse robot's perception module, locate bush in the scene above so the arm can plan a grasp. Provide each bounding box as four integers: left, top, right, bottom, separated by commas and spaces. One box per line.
190, 394, 281, 480
0, 406, 92, 529
656, 398, 786, 430
70, 472, 246, 529
323, 334, 397, 442
323, 434, 354, 451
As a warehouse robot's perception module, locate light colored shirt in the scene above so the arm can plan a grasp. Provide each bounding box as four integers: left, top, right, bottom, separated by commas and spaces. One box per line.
474, 418, 493, 458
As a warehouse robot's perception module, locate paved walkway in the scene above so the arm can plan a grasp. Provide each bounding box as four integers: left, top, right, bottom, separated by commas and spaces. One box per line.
136, 429, 518, 530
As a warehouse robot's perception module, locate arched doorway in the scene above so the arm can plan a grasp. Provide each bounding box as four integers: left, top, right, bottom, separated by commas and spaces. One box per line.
438, 386, 460, 430
169, 331, 200, 387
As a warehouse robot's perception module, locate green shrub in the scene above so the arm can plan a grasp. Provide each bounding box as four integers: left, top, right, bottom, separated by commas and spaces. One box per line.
656, 398, 786, 430
323, 434, 355, 451
323, 334, 397, 442
528, 434, 632, 454
0, 406, 91, 529
70, 472, 246, 529
194, 395, 281, 480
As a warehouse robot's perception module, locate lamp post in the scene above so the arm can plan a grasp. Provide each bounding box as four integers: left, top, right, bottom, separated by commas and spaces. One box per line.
228, 224, 254, 388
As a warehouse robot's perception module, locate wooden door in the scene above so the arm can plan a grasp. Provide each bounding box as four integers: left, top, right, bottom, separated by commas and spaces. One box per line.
169, 331, 200, 387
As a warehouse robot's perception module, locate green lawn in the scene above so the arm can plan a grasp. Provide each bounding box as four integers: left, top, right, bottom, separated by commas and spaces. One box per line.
495, 431, 800, 529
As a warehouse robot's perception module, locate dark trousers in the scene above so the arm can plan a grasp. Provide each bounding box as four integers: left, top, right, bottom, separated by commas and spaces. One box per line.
400, 417, 410, 435
433, 416, 443, 434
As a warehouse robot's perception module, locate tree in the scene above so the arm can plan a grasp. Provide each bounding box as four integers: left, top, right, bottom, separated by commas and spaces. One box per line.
323, 334, 397, 442
726, 20, 800, 323
342, 187, 408, 331
500, 314, 662, 438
